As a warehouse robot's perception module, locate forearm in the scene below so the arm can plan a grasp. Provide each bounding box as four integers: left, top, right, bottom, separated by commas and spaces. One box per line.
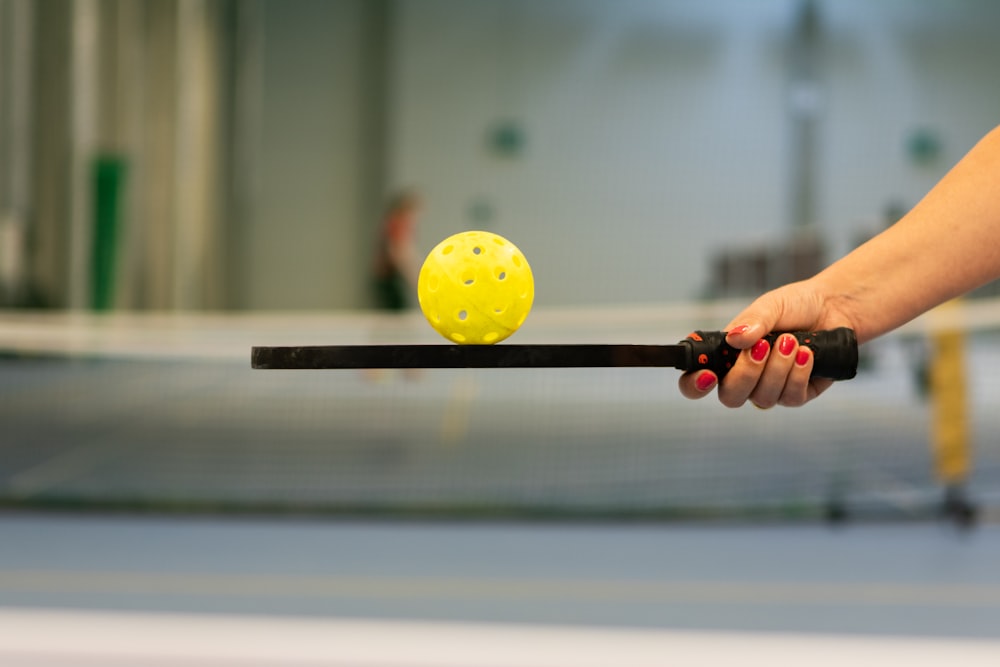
814, 124, 1000, 344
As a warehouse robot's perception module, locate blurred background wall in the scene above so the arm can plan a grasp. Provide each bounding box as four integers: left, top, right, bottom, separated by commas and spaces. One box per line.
2, 0, 999, 311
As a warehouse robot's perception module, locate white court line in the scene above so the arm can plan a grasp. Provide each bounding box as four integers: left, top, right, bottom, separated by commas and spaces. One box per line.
4, 571, 1000, 608
2, 607, 1000, 667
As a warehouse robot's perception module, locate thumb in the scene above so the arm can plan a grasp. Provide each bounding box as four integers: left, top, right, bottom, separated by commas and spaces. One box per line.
722, 289, 795, 350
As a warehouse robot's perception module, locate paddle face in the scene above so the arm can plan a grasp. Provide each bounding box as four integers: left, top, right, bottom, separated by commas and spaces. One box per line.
251, 344, 687, 370
251, 328, 859, 381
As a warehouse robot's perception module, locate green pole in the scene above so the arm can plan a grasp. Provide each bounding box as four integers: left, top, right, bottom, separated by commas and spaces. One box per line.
91, 155, 126, 311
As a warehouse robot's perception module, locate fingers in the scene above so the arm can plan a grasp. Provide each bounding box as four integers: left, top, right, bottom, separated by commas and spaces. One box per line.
710, 335, 826, 409
743, 335, 810, 409
678, 369, 718, 400
678, 337, 834, 408
764, 346, 814, 407
716, 338, 773, 408
678, 303, 782, 404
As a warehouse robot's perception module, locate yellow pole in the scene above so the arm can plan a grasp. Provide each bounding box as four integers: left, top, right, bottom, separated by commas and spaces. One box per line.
928, 300, 971, 486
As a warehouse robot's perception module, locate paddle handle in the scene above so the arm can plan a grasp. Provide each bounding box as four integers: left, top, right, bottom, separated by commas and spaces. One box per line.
681, 328, 858, 381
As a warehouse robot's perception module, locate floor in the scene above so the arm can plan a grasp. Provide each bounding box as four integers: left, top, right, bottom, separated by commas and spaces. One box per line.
1, 514, 999, 664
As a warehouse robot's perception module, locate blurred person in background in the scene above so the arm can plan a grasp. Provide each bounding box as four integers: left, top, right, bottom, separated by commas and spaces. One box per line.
372, 190, 423, 312
366, 190, 424, 382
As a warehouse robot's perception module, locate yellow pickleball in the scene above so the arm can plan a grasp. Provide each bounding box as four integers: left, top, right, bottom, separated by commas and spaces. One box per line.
417, 231, 534, 344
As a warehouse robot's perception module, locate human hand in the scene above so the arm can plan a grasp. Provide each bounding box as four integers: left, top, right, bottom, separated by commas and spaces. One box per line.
678, 281, 856, 408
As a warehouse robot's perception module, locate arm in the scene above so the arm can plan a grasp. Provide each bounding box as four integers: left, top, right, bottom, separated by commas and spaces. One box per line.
680, 124, 1000, 408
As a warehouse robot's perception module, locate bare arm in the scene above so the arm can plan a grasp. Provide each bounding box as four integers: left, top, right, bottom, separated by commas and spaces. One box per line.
680, 124, 1000, 408
819, 123, 1000, 343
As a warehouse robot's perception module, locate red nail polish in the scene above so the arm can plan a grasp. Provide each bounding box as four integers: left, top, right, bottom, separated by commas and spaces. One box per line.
695, 372, 716, 392
796, 349, 811, 366
728, 325, 750, 336
751, 339, 769, 362
779, 335, 796, 357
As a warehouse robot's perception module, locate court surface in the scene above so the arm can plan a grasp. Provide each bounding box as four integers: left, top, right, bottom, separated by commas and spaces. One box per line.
2, 515, 1000, 664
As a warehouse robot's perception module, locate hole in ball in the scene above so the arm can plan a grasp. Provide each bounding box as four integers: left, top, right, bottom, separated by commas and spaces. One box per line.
483, 332, 499, 343
451, 333, 466, 343
442, 245, 454, 255
457, 310, 468, 321
461, 269, 475, 285
512, 255, 522, 268
472, 246, 482, 255
495, 269, 506, 281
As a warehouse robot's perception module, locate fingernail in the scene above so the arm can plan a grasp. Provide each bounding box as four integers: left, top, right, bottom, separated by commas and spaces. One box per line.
796, 349, 811, 366
778, 335, 796, 357
728, 325, 750, 336
750, 339, 769, 362
695, 371, 717, 392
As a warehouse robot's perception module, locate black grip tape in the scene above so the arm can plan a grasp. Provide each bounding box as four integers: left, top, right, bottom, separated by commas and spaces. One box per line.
681, 327, 858, 381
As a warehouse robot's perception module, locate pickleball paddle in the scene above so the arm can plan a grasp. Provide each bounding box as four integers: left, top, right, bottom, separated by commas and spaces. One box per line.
251, 327, 858, 381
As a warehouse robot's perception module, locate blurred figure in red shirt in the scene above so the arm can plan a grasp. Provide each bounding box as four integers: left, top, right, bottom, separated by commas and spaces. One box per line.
372, 190, 422, 311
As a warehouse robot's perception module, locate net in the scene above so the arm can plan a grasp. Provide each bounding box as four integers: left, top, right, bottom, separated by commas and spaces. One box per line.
1, 300, 999, 520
